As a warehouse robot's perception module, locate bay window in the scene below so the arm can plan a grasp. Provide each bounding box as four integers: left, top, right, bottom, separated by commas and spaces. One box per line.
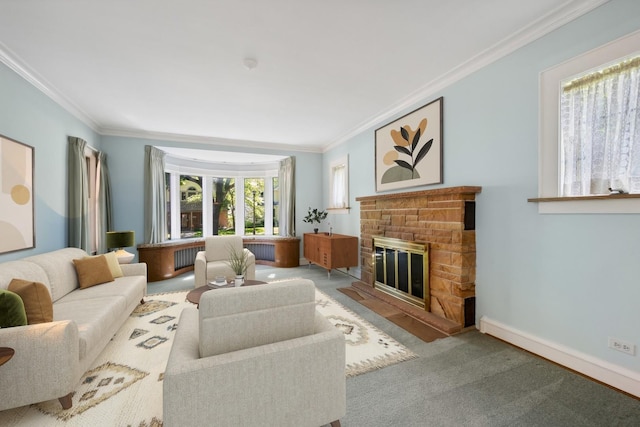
163, 154, 281, 238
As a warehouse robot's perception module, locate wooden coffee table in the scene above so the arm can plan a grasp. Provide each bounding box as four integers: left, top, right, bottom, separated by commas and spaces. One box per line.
186, 279, 268, 306
0, 347, 14, 366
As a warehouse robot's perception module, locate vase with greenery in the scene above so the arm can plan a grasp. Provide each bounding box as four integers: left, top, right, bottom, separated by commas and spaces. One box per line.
226, 244, 249, 286
303, 207, 328, 233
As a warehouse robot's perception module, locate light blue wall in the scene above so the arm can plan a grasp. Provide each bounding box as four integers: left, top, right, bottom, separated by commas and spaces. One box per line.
100, 135, 323, 261
0, 62, 99, 262
324, 0, 640, 373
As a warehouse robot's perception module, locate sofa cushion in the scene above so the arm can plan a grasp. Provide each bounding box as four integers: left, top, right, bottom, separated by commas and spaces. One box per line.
59, 275, 144, 306
54, 295, 127, 360
24, 247, 87, 301
73, 255, 114, 289
104, 251, 124, 278
0, 260, 50, 294
8, 279, 53, 324
0, 289, 28, 327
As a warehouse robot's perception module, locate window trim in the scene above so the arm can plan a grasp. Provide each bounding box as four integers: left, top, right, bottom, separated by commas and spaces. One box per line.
537, 29, 640, 213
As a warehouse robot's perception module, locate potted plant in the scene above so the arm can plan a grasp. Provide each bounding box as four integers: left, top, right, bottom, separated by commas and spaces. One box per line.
303, 207, 328, 233
226, 244, 250, 286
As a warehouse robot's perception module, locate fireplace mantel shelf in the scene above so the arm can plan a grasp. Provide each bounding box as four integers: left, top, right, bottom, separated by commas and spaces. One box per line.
355, 186, 482, 202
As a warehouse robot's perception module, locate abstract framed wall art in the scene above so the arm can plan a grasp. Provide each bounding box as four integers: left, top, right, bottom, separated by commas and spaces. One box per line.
0, 134, 34, 254
375, 97, 443, 192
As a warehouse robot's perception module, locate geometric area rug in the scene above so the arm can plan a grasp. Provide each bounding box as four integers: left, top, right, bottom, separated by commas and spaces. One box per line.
315, 289, 417, 377
0, 288, 416, 426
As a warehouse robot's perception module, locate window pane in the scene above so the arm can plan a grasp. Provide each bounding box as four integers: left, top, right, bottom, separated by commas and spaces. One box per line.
211, 177, 234, 235
273, 177, 279, 234
244, 178, 264, 235
180, 175, 202, 238
165, 172, 172, 239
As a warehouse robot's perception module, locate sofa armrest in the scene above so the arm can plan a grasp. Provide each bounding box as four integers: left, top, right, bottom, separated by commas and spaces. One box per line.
120, 262, 147, 278
0, 320, 80, 411
194, 251, 207, 288
164, 308, 345, 427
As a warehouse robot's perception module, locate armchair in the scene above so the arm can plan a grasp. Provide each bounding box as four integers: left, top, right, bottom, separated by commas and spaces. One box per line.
163, 279, 346, 427
194, 235, 256, 288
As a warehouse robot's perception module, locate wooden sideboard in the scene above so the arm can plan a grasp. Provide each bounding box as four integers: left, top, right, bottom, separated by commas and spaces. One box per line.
303, 233, 358, 277
138, 236, 301, 282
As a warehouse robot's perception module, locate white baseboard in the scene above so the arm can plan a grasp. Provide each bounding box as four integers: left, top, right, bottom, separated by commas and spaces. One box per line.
479, 316, 640, 398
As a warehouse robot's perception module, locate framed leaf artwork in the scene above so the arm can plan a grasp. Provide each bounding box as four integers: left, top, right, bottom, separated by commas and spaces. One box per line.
375, 97, 443, 192
0, 134, 35, 254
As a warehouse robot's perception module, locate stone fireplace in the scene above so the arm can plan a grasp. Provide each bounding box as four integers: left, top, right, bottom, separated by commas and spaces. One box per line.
356, 186, 481, 332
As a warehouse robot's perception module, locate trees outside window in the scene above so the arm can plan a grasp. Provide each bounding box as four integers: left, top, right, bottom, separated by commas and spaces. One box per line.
180, 175, 202, 238
165, 172, 278, 238
212, 177, 234, 235
272, 177, 279, 235
244, 178, 265, 235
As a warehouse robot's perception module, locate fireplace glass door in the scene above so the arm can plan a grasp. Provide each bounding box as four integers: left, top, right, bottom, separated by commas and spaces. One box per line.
373, 237, 429, 310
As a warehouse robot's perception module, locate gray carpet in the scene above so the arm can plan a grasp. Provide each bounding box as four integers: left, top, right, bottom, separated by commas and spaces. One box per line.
150, 265, 640, 426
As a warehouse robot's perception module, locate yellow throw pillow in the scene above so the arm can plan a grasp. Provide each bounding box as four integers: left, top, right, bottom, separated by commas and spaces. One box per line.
104, 251, 124, 278
73, 255, 114, 289
8, 279, 54, 324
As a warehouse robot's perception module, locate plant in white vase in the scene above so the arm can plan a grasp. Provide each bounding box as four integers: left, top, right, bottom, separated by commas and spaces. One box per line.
303, 207, 328, 233
226, 244, 249, 286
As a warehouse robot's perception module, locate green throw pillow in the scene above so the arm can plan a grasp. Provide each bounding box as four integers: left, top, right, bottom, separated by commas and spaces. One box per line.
0, 289, 28, 328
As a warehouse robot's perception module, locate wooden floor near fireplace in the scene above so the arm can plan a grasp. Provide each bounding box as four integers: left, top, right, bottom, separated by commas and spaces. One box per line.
338, 283, 450, 343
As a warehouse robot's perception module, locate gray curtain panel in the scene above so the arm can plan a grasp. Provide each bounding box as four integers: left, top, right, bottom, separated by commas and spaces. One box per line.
278, 156, 296, 237
67, 136, 89, 251
97, 151, 113, 253
144, 145, 166, 243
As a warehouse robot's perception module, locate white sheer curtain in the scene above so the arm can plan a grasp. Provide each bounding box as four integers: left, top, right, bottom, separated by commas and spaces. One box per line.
331, 164, 347, 208
278, 156, 295, 237
561, 56, 640, 195
144, 146, 166, 243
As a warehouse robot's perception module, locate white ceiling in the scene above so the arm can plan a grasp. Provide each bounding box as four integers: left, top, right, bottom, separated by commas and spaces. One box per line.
0, 0, 607, 152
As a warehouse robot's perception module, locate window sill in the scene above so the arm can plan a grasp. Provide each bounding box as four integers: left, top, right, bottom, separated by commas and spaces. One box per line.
327, 207, 351, 214
528, 194, 640, 213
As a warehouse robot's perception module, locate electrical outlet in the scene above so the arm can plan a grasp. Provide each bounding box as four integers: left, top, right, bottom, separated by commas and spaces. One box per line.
608, 337, 636, 356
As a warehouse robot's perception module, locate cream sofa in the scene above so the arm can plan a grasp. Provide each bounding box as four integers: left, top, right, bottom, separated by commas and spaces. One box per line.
0, 247, 147, 411
163, 279, 346, 427
194, 235, 256, 288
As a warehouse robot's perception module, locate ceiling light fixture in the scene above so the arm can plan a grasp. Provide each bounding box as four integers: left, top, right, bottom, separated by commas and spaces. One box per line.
243, 58, 258, 71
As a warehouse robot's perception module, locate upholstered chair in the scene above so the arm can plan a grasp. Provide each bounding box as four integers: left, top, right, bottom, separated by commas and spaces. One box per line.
163, 279, 346, 427
193, 235, 255, 288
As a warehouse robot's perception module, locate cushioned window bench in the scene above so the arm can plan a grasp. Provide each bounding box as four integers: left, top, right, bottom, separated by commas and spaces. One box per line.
138, 236, 300, 282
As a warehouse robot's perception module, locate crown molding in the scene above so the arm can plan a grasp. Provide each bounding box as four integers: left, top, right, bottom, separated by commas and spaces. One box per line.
99, 127, 325, 154
323, 0, 610, 152
0, 42, 101, 132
